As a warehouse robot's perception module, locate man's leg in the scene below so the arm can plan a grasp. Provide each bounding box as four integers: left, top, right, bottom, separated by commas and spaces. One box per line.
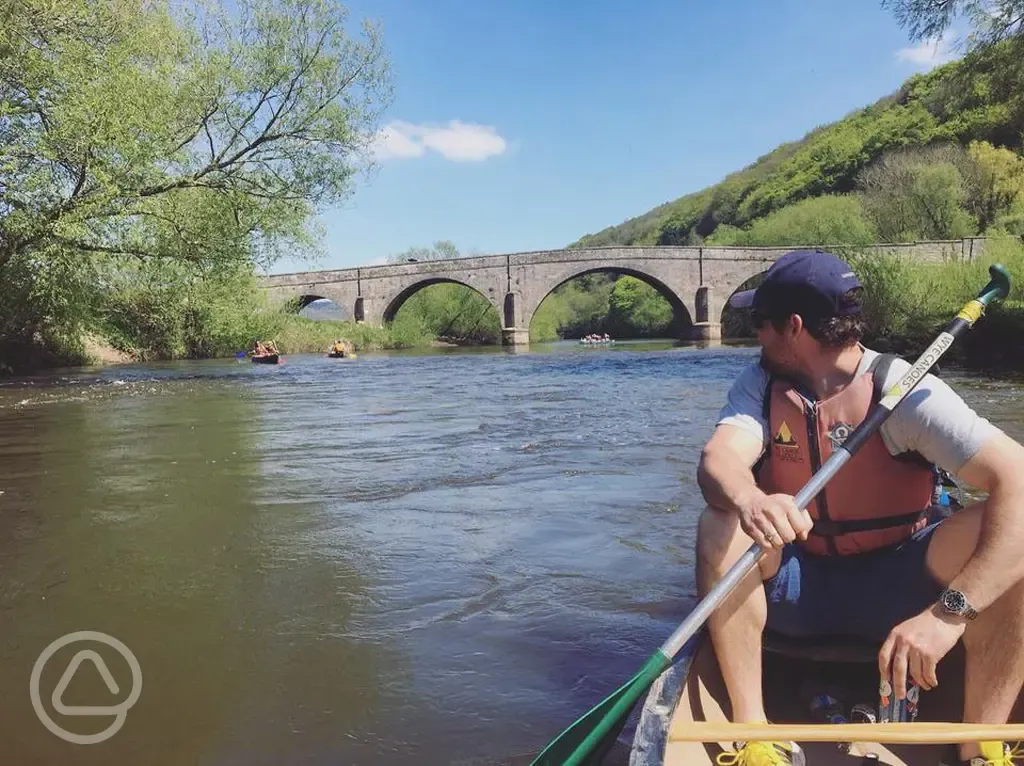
925, 501, 1024, 760
696, 505, 782, 723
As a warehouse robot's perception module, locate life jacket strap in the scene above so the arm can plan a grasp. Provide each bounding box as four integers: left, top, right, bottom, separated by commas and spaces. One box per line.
808, 509, 928, 538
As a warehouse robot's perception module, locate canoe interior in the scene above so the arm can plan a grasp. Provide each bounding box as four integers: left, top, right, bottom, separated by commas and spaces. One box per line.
636, 631, 1024, 766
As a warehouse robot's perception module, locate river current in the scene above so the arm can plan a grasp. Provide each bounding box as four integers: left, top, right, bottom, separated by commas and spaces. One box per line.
1, 340, 1021, 765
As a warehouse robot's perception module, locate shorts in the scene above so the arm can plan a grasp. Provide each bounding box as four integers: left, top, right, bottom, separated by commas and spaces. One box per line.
764, 519, 946, 643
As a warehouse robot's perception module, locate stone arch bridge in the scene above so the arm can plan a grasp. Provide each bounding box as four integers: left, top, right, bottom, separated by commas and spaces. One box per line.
258, 240, 984, 345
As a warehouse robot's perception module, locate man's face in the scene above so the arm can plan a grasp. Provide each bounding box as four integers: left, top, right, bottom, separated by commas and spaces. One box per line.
755, 312, 801, 378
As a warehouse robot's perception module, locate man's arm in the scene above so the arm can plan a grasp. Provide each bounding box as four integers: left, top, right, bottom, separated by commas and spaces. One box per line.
697, 423, 766, 514
945, 429, 1024, 612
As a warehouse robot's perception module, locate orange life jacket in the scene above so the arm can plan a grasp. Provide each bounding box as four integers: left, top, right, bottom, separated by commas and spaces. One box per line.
755, 354, 936, 556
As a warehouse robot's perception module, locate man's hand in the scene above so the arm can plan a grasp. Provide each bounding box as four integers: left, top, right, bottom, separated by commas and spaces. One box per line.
878, 606, 967, 699
737, 492, 813, 550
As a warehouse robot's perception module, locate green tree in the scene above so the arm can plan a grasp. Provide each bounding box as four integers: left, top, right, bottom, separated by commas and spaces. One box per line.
0, 0, 391, 371
881, 0, 1024, 49
964, 140, 1024, 231
385, 240, 474, 263
856, 143, 976, 240
0, 0, 392, 271
606, 276, 674, 337
706, 195, 877, 246
530, 275, 616, 339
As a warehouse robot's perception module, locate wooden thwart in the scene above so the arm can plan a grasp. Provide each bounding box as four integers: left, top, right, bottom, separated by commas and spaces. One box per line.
669, 722, 1024, 744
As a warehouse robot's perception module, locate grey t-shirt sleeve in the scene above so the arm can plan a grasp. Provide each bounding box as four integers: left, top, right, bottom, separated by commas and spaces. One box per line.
716, 361, 770, 455
878, 357, 1002, 474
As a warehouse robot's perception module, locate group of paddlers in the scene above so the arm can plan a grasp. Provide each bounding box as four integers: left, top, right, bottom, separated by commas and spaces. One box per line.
251, 339, 279, 356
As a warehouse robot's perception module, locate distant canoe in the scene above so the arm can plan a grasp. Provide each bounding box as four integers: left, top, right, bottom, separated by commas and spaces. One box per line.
251, 353, 280, 364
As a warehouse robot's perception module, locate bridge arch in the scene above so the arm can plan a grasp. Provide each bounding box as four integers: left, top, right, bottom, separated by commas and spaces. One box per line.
524, 267, 694, 337
293, 294, 327, 311
290, 294, 352, 321
382, 277, 503, 326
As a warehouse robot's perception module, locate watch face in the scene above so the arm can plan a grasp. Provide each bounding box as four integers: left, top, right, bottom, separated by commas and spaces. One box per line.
943, 589, 966, 613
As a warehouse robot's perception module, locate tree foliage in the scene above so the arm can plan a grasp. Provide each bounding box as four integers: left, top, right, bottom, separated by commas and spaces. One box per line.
707, 195, 877, 247
0, 0, 392, 271
880, 0, 1024, 48
381, 241, 499, 344
385, 239, 480, 263
606, 276, 676, 337
856, 143, 973, 240
390, 285, 501, 345
965, 139, 1024, 230
0, 0, 392, 372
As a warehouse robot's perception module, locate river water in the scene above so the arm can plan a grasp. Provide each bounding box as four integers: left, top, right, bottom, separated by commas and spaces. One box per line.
1, 340, 1022, 766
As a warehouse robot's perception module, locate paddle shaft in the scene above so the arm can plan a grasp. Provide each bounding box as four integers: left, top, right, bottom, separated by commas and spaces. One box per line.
657, 266, 1010, 661
670, 721, 1024, 744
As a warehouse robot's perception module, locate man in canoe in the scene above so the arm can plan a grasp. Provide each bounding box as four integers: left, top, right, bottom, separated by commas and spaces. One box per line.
696, 249, 1024, 765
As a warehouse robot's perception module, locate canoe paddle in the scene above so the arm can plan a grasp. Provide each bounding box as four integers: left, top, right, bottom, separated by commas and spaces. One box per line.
528, 263, 1011, 766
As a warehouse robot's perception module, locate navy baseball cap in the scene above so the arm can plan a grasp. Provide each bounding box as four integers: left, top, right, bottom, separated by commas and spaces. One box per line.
728, 249, 863, 318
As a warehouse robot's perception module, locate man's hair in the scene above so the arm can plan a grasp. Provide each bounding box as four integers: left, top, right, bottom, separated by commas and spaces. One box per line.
762, 287, 866, 347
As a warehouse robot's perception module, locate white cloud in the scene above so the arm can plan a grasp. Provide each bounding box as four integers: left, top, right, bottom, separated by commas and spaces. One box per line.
371, 124, 426, 159
371, 120, 507, 162
895, 36, 957, 69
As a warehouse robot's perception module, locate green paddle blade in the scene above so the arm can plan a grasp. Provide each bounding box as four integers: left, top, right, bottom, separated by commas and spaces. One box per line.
979, 263, 1011, 306
529, 650, 672, 766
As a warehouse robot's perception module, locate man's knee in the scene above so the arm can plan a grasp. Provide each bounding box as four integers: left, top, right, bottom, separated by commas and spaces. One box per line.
697, 505, 782, 584
697, 505, 743, 567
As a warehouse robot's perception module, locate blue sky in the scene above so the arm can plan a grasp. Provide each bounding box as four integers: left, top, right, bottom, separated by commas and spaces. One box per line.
271, 0, 959, 274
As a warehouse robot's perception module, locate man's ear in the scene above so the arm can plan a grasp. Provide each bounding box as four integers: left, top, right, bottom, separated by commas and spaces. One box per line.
786, 312, 803, 338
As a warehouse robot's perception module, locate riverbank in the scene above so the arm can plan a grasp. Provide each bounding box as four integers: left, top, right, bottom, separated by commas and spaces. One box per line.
5, 240, 1024, 377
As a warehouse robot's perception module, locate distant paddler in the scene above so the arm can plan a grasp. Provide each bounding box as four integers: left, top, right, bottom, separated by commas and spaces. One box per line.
327, 338, 355, 358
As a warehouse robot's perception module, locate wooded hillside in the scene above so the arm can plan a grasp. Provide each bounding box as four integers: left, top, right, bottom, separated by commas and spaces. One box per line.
571, 39, 1024, 250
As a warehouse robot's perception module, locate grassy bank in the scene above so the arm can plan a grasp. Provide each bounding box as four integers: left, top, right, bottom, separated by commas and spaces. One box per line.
717, 237, 1024, 370
850, 238, 1024, 371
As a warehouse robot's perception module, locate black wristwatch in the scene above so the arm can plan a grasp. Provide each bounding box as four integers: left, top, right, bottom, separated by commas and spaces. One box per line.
938, 588, 978, 621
